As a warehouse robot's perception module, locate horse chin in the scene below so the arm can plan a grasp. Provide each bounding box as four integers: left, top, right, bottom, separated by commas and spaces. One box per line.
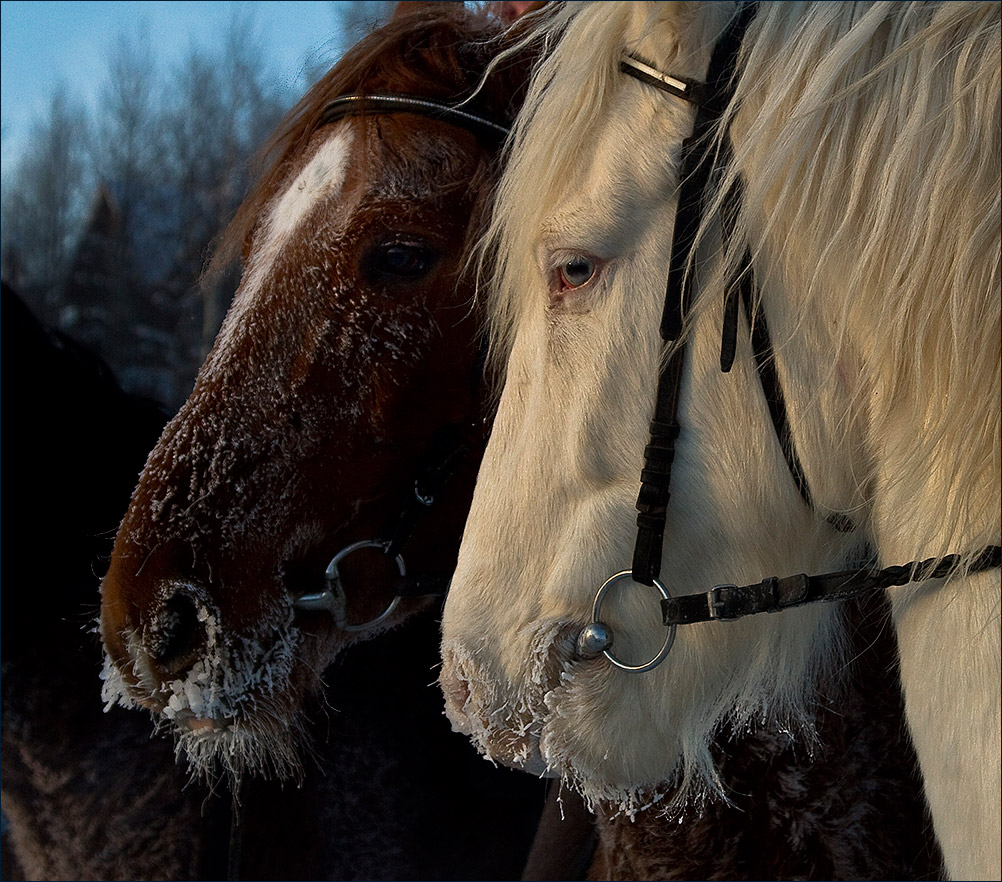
162, 651, 323, 785
167, 703, 311, 786
100, 608, 324, 785
176, 712, 228, 733
441, 618, 698, 816
440, 661, 553, 779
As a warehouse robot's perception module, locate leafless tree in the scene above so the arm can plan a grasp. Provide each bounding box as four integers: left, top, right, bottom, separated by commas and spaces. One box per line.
332, 1, 397, 57
1, 5, 397, 408
0, 87, 92, 319
74, 20, 289, 405
161, 11, 287, 362
93, 31, 167, 273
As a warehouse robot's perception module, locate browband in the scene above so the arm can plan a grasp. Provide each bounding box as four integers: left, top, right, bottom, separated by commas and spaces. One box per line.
318, 94, 510, 141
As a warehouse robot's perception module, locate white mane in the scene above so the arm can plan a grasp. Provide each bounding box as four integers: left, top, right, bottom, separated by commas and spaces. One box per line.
703, 0, 1001, 562
483, 1, 734, 366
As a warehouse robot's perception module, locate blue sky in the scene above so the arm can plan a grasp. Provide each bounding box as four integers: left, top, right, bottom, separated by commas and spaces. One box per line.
1, 1, 366, 178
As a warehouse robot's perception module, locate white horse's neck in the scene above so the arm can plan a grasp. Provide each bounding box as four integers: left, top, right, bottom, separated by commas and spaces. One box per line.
716, 5, 1002, 877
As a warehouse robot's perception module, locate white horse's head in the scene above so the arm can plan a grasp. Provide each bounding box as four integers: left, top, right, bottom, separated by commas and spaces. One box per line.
442, 4, 1000, 876
440, 1, 856, 813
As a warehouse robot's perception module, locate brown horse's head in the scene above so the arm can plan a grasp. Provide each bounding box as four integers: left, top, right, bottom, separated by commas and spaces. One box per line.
99, 3, 531, 779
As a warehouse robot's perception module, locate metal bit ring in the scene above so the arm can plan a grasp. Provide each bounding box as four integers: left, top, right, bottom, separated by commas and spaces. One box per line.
293, 539, 404, 633
589, 570, 676, 672
327, 539, 404, 632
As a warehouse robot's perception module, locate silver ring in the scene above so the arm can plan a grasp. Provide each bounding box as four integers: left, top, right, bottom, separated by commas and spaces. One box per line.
293, 539, 404, 633
327, 539, 404, 632
591, 570, 676, 672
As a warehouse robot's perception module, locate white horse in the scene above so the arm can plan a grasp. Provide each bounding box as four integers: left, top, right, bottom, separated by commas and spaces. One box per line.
440, 3, 1000, 879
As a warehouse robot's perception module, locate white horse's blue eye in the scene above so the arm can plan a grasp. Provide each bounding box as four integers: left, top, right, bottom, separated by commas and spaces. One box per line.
558, 256, 596, 290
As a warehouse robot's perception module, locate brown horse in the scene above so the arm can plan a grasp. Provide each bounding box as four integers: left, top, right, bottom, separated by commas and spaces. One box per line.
0, 284, 543, 881
101, 0, 515, 773
95, 3, 548, 878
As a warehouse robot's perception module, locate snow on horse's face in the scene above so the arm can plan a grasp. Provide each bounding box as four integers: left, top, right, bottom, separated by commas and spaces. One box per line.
99, 7, 519, 779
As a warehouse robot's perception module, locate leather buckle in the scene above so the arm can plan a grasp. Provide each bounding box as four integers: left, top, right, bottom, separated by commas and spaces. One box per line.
707, 584, 738, 620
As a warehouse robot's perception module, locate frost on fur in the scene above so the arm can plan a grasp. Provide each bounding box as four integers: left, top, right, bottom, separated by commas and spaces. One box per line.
100, 583, 307, 783
442, 616, 825, 822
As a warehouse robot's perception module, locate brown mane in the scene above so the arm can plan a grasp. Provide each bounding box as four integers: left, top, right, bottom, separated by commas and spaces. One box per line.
208, 4, 528, 276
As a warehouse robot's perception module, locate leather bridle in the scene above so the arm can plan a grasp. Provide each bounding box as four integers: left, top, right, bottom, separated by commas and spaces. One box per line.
291, 93, 507, 634
318, 93, 511, 142
577, 5, 1001, 672
292, 421, 478, 632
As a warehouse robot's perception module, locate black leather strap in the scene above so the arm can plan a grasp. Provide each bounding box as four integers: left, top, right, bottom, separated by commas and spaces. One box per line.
378, 330, 490, 596
662, 546, 1002, 625
715, 105, 829, 525
353, 423, 474, 600
631, 3, 758, 585
390, 573, 451, 597
309, 94, 502, 601
620, 55, 712, 106
384, 422, 471, 560
619, 3, 999, 633
319, 94, 509, 142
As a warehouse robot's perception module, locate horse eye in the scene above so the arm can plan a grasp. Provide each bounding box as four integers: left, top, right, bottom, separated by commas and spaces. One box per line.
369, 243, 437, 280
558, 256, 596, 290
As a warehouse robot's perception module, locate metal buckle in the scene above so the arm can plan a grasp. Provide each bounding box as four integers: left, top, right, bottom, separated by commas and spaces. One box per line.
707, 584, 738, 621
292, 539, 404, 633
577, 570, 677, 673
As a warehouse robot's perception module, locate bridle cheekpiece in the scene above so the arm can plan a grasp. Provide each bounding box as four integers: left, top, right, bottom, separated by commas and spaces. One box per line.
577, 6, 1001, 672
291, 93, 507, 635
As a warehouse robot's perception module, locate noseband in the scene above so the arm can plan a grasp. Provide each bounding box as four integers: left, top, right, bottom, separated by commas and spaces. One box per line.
578, 5, 1001, 671
292, 93, 507, 634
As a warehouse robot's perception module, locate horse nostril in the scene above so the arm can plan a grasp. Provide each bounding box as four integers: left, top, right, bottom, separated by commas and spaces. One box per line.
147, 591, 205, 677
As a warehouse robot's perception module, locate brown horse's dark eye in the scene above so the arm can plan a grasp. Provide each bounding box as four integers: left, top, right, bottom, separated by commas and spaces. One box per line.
367, 242, 438, 281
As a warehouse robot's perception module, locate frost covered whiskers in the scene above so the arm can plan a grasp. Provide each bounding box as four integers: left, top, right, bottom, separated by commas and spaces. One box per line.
100, 583, 308, 780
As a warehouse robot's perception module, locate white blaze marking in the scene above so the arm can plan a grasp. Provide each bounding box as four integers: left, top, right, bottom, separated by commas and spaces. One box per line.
268, 125, 355, 239
209, 125, 355, 363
